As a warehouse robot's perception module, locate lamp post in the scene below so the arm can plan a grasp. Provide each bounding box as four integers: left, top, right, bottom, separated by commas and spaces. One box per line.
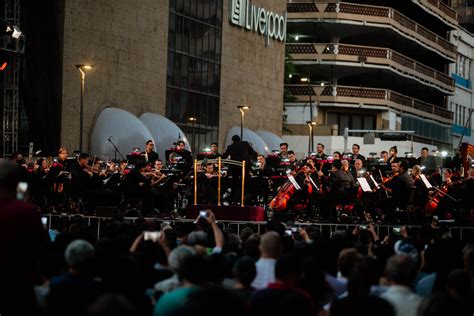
300, 77, 314, 152
75, 64, 93, 152
306, 121, 316, 153
188, 117, 197, 153
237, 105, 250, 140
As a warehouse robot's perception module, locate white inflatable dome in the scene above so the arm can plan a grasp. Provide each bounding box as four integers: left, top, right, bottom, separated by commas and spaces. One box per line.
256, 130, 284, 152
90, 107, 155, 160
224, 127, 270, 155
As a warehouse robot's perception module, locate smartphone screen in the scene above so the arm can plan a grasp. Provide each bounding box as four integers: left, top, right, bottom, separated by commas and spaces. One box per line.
144, 231, 160, 242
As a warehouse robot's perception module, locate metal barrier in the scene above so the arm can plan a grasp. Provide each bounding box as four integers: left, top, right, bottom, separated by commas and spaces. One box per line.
43, 214, 474, 241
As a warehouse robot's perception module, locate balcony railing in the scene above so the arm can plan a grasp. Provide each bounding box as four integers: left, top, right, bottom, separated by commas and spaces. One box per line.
286, 43, 455, 92
285, 84, 453, 123
425, 0, 457, 21
287, 1, 456, 60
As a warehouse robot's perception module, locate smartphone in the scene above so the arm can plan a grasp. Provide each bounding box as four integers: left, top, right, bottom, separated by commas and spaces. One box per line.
285, 229, 292, 236
17, 182, 28, 201
144, 231, 160, 242
41, 216, 48, 227
360, 225, 367, 230
199, 210, 208, 218
291, 227, 297, 233
393, 227, 401, 234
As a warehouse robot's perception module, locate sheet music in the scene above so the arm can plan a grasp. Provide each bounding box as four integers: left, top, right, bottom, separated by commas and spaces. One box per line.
357, 177, 373, 192
369, 175, 380, 189
420, 174, 432, 189
288, 175, 301, 190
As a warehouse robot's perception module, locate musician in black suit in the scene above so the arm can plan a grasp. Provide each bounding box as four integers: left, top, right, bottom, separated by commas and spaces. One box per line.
174, 140, 193, 172
142, 140, 159, 165
350, 143, 366, 166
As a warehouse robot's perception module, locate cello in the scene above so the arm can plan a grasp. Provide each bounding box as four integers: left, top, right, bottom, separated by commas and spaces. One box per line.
269, 177, 299, 212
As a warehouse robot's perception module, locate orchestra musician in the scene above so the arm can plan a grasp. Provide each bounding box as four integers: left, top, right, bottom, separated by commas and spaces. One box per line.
287, 151, 298, 170
251, 154, 274, 204
278, 142, 289, 159
351, 144, 366, 166
350, 159, 365, 180
411, 165, 429, 213
379, 160, 414, 219
315, 143, 328, 159
69, 153, 94, 202
253, 154, 274, 178
123, 160, 152, 213
388, 146, 399, 164
174, 140, 193, 172
142, 140, 159, 165
326, 159, 355, 220
416, 147, 436, 174
210, 142, 220, 158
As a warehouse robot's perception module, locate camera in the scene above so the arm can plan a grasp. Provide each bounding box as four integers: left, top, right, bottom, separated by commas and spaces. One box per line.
144, 231, 161, 242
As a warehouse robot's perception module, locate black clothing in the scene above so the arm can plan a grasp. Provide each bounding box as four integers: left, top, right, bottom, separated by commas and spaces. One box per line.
69, 162, 92, 198
222, 141, 258, 166
416, 155, 436, 174
330, 170, 354, 194
142, 150, 159, 165
351, 153, 366, 165
123, 168, 150, 198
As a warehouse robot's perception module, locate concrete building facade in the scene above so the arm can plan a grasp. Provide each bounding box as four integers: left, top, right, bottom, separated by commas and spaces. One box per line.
59, 0, 286, 154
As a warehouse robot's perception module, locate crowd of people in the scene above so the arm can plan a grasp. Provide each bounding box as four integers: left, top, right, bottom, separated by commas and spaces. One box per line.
1, 159, 473, 316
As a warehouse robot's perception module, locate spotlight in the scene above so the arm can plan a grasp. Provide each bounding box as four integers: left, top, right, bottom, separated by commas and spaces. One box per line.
0, 19, 22, 39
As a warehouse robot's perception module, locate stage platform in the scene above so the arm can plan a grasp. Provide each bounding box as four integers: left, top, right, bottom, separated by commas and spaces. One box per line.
42, 213, 474, 241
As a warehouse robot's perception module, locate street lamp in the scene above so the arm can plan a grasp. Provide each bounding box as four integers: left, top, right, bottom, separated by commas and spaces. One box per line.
75, 64, 93, 152
306, 121, 316, 153
188, 117, 197, 153
300, 77, 314, 151
237, 105, 250, 140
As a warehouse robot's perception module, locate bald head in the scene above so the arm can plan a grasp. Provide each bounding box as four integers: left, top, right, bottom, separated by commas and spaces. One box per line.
0, 159, 19, 198
260, 231, 283, 259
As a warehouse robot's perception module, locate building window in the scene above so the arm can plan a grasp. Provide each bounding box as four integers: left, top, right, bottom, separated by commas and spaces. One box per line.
456, 54, 470, 79
401, 115, 452, 144
326, 112, 376, 136
166, 0, 223, 152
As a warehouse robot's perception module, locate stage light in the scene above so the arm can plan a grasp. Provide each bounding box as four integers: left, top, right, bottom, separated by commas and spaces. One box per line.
0, 19, 22, 39
0, 62, 7, 71
441, 151, 448, 157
